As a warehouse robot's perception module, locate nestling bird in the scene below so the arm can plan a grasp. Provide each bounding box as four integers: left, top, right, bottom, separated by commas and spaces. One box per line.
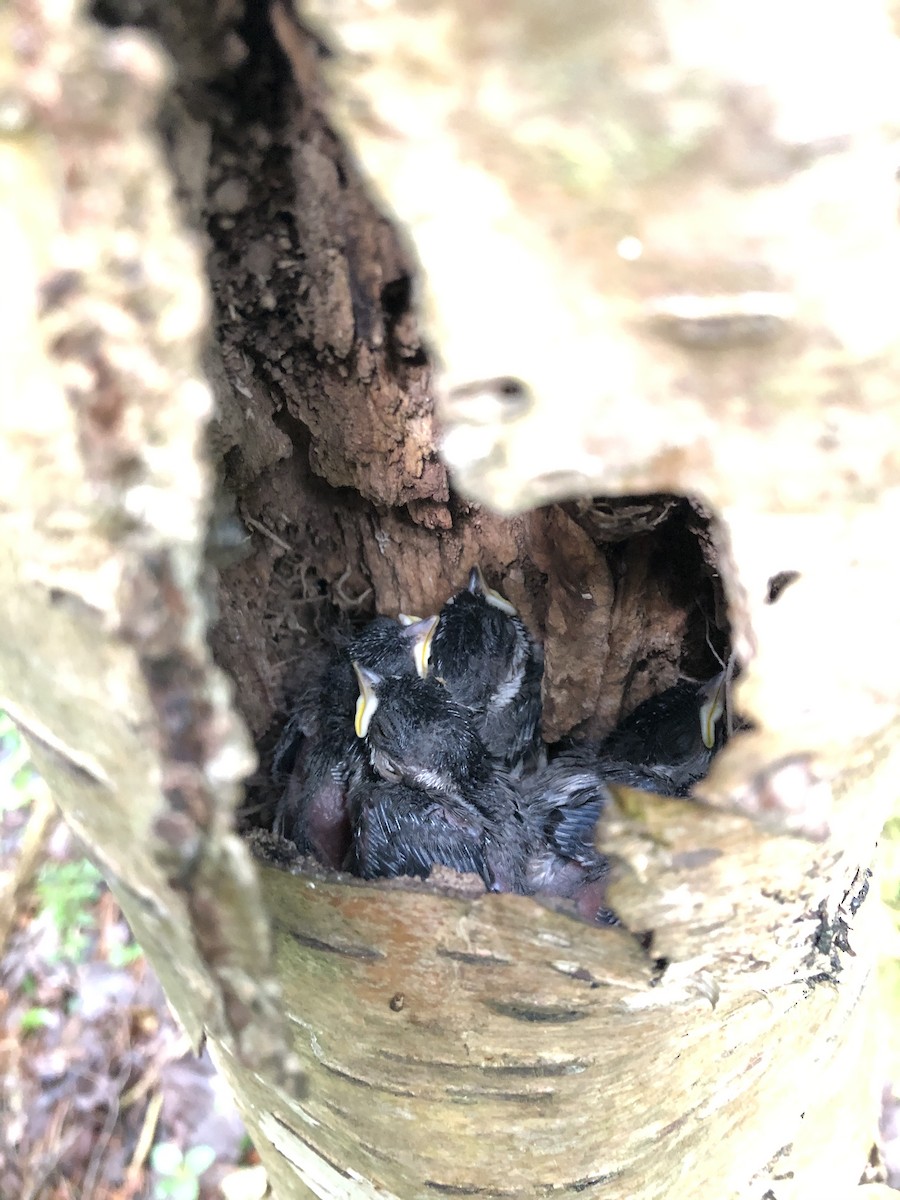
349, 780, 497, 887
272, 614, 438, 867
599, 671, 728, 795
429, 566, 544, 776
524, 749, 678, 923
350, 666, 533, 892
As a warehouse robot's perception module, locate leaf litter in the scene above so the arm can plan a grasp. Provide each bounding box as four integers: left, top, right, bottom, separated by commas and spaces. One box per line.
0, 726, 262, 1200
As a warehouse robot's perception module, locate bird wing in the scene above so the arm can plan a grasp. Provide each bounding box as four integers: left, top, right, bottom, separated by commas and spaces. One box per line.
353, 786, 489, 886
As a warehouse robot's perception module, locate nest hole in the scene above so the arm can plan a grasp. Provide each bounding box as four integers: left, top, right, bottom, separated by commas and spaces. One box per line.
210, 473, 735, 845
96, 0, 739, 896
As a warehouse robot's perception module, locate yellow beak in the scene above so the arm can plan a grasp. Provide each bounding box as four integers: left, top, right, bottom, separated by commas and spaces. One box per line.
468, 565, 517, 616
699, 671, 727, 750
353, 663, 380, 738
404, 614, 439, 679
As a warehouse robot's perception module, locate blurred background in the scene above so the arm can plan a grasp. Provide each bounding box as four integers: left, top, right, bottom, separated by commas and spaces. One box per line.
0, 714, 265, 1200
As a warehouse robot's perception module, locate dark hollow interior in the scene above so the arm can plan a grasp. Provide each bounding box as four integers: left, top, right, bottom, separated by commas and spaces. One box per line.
216, 485, 733, 836
91, 0, 736, 846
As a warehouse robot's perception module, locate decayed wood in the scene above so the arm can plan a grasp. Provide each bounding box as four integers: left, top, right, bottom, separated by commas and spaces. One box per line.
300, 0, 900, 512
199, 5, 728, 755
2, 0, 898, 1198
296, 0, 900, 824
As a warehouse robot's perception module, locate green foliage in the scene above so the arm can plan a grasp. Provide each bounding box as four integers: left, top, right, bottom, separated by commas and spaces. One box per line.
151, 1142, 216, 1200
107, 939, 144, 967
36, 859, 103, 962
2, 710, 146, 969
18, 1006, 54, 1034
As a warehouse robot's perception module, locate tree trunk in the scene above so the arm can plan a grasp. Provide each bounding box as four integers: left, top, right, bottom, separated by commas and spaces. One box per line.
2, 0, 899, 1197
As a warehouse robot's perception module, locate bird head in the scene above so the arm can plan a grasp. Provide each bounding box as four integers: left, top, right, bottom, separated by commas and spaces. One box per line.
429, 570, 527, 713
352, 667, 486, 793
400, 614, 440, 679
467, 565, 517, 616
350, 613, 439, 681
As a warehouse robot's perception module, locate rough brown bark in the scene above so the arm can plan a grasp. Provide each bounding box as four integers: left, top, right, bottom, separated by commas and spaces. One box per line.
2, 1, 898, 1199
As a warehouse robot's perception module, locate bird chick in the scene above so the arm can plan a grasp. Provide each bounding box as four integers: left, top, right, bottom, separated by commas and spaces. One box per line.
599, 671, 729, 795
351, 666, 532, 892
349, 780, 495, 887
272, 614, 438, 867
429, 566, 544, 776
524, 749, 677, 923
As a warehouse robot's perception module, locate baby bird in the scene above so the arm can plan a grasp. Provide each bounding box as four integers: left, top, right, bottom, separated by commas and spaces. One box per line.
272, 615, 438, 867
349, 780, 495, 886
599, 671, 728, 795
350, 666, 533, 892
524, 749, 677, 923
429, 566, 544, 776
